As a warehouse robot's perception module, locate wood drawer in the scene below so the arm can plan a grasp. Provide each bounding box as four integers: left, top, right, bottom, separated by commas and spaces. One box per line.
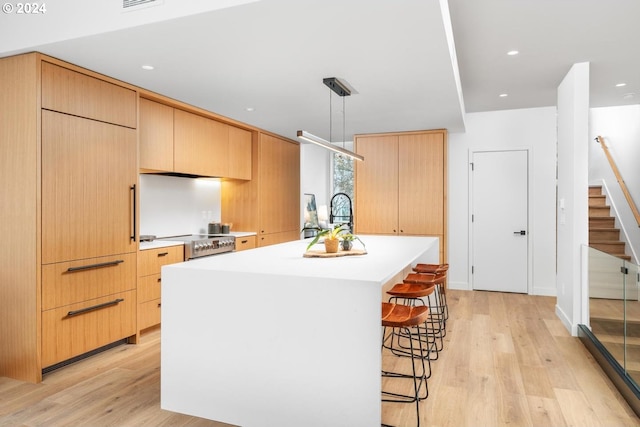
257, 230, 300, 247
138, 298, 162, 331
41, 290, 136, 368
138, 245, 184, 277
42, 253, 136, 311
41, 61, 137, 128
138, 274, 161, 302
235, 235, 256, 251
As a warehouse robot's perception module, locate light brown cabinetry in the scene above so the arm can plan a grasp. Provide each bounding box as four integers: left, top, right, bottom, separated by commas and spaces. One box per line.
137, 245, 184, 332
139, 98, 174, 172
222, 133, 300, 247
174, 109, 229, 178
235, 235, 257, 251
228, 125, 253, 180
0, 53, 138, 383
355, 130, 447, 261
139, 100, 252, 180
41, 61, 137, 128
41, 110, 137, 263
41, 290, 137, 368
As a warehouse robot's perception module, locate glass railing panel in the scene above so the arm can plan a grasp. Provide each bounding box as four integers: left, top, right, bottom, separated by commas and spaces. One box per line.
588, 247, 627, 374
624, 259, 640, 387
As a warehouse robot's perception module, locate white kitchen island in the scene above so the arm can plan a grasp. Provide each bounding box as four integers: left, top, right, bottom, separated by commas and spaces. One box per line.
161, 235, 439, 427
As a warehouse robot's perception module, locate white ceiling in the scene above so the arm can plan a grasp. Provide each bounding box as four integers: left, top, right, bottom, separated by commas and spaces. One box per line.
1, 0, 639, 142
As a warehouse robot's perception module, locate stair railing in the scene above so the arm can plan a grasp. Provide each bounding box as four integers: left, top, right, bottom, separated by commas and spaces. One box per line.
596, 135, 640, 227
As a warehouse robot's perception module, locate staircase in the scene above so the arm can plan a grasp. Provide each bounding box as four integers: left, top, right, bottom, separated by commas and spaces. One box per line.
589, 186, 631, 261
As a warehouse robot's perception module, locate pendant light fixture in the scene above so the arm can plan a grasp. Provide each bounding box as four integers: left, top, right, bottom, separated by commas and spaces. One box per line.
297, 77, 364, 162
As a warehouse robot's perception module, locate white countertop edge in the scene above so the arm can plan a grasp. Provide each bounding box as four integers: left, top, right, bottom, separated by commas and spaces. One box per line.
139, 231, 258, 250
139, 241, 185, 250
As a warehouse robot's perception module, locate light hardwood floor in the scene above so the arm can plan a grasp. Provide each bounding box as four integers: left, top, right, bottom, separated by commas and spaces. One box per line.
1, 290, 638, 427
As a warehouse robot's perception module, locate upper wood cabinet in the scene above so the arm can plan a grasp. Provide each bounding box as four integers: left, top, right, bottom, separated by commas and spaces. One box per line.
140, 98, 174, 172
355, 130, 447, 260
174, 109, 229, 178
41, 61, 137, 128
139, 101, 252, 180
228, 126, 252, 180
221, 132, 300, 247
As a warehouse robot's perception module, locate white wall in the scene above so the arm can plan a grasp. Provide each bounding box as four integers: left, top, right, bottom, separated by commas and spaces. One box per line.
139, 174, 221, 237
589, 105, 640, 264
555, 62, 590, 336
448, 107, 558, 295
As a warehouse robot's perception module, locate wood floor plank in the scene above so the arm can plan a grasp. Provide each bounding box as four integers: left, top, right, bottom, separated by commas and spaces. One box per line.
526, 395, 568, 427
1, 290, 638, 427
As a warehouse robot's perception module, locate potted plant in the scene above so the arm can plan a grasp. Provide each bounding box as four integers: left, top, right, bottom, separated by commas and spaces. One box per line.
339, 233, 366, 251
304, 224, 348, 253
304, 224, 366, 253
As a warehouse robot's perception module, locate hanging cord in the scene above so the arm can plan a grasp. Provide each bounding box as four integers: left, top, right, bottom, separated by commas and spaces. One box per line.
343, 95, 346, 150
329, 88, 333, 143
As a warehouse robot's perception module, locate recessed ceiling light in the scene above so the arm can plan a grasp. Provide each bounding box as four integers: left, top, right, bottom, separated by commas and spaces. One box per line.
507, 50, 519, 56
616, 83, 627, 87
246, 107, 255, 112
499, 93, 508, 97
141, 65, 154, 70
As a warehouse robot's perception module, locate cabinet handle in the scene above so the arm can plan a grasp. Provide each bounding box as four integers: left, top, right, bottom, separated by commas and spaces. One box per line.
241, 240, 248, 244
66, 298, 124, 317
66, 259, 124, 272
157, 303, 161, 308
157, 252, 169, 257
130, 184, 137, 242
157, 278, 161, 283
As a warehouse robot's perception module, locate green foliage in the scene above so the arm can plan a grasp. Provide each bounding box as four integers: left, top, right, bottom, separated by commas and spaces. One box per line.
339, 233, 366, 250
303, 224, 365, 251
333, 153, 354, 201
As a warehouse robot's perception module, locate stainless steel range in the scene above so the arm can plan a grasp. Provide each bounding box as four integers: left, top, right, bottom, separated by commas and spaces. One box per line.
161, 234, 236, 260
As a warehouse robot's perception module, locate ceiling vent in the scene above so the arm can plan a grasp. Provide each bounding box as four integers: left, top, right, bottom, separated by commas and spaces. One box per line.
122, 0, 163, 11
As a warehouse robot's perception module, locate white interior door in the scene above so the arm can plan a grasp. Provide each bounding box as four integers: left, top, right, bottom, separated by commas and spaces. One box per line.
472, 150, 529, 293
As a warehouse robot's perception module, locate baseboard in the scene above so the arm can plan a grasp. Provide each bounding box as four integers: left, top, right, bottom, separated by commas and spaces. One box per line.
555, 303, 576, 335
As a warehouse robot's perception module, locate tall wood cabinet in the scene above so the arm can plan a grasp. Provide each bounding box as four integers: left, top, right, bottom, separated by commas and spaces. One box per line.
354, 130, 447, 261
222, 133, 300, 246
0, 53, 138, 383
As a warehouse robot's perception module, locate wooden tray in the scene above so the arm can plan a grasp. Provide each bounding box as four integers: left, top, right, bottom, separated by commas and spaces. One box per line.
303, 249, 368, 258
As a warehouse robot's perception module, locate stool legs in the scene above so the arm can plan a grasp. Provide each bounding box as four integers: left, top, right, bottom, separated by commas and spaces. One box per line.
381, 323, 428, 427
388, 294, 443, 360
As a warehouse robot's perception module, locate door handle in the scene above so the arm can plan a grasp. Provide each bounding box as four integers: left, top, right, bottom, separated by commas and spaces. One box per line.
513, 230, 526, 235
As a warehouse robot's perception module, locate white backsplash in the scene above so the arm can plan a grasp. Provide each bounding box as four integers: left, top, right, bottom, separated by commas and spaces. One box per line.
139, 174, 221, 238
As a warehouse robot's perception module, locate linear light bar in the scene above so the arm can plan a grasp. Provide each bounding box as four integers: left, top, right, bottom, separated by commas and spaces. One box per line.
297, 130, 364, 161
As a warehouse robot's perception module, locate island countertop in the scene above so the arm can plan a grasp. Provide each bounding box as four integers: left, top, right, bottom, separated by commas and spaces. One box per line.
161, 235, 439, 427
164, 234, 436, 283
